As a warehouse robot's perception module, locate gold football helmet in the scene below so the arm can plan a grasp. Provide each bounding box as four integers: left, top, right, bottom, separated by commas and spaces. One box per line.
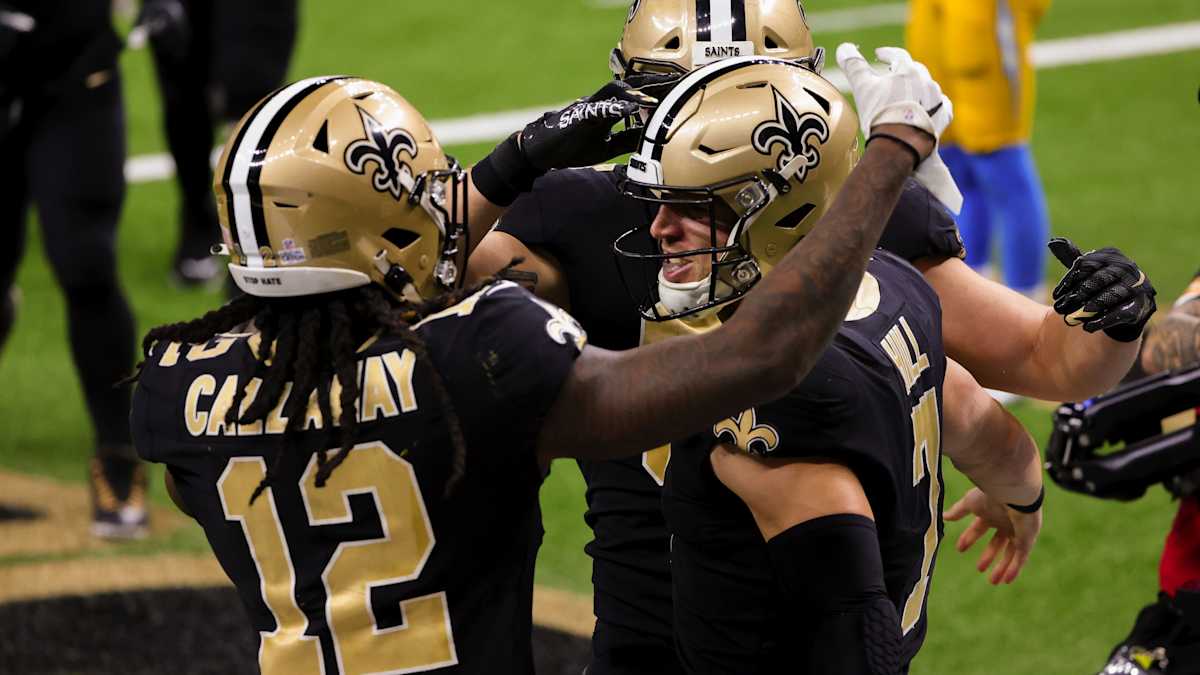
611, 0, 821, 79
213, 76, 467, 300
614, 56, 860, 320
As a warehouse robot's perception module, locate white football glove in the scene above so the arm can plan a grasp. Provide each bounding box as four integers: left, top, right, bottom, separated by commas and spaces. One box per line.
835, 43, 963, 214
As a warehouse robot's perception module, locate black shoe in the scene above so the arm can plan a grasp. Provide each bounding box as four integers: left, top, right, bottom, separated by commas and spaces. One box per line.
89, 453, 149, 540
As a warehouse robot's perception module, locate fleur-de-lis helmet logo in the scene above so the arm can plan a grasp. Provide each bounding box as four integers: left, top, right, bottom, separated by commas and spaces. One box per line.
751, 85, 829, 182
714, 408, 780, 456
626, 0, 643, 23
344, 106, 418, 201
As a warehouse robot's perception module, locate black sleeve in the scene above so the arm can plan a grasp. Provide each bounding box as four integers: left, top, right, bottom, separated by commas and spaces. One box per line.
878, 178, 966, 264
757, 352, 900, 508
464, 282, 586, 421
129, 356, 172, 465
493, 167, 622, 251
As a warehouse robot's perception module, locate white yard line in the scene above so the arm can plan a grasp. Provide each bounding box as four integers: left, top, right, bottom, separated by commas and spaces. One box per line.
588, 0, 910, 32
127, 21, 1200, 184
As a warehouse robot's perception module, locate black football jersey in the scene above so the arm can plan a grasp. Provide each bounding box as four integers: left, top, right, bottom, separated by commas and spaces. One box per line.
131, 281, 585, 675
496, 167, 964, 649
664, 251, 947, 673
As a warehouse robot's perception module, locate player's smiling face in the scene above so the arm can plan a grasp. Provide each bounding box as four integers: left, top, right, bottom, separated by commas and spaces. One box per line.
649, 203, 735, 284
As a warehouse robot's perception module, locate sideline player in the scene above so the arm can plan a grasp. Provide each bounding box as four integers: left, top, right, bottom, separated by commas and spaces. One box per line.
129, 57, 948, 674
907, 0, 1054, 298
0, 0, 143, 539
626, 52, 1041, 674
466, 3, 1154, 672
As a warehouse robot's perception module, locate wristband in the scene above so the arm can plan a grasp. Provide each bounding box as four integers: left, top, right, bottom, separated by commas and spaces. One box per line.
866, 133, 921, 172
471, 134, 543, 207
1007, 486, 1044, 514
1102, 321, 1149, 344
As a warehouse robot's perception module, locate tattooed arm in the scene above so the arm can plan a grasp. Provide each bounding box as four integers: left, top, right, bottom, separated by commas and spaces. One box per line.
537, 136, 921, 461
1139, 309, 1200, 376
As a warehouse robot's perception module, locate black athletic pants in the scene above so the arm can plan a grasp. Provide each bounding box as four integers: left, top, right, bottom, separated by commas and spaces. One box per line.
0, 67, 135, 448
149, 0, 298, 259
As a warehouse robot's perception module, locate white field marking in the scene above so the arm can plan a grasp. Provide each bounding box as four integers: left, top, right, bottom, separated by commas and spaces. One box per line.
588, 0, 910, 32
127, 21, 1200, 184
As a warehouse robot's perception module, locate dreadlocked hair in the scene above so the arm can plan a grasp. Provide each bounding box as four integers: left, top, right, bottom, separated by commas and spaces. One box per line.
131, 273, 515, 505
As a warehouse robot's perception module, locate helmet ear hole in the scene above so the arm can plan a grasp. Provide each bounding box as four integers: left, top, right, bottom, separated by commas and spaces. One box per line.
664, 35, 680, 50
775, 203, 816, 230
764, 35, 779, 50
383, 228, 421, 249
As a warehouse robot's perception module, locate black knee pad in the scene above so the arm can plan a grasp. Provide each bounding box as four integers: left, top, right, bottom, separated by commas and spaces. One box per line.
768, 514, 903, 675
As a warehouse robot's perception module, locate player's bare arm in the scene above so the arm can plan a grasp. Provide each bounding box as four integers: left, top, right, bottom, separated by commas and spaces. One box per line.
940, 359, 1043, 584
464, 230, 571, 309
919, 257, 1138, 401
1139, 311, 1200, 375
537, 138, 922, 462
917, 235, 1155, 402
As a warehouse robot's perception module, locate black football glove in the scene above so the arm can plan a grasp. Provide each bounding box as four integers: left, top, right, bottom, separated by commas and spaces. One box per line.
1049, 237, 1156, 343
472, 77, 667, 206
135, 0, 189, 64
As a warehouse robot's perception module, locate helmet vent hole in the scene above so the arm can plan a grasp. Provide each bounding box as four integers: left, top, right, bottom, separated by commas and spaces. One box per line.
764, 35, 779, 49
737, 81, 768, 90
698, 143, 723, 155
272, 202, 300, 209
803, 87, 831, 114
664, 36, 680, 50
776, 203, 816, 230
312, 120, 330, 153
352, 92, 374, 101
383, 228, 420, 249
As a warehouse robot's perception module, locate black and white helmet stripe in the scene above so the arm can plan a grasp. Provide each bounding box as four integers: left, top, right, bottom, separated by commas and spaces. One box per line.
635, 55, 780, 166
221, 75, 345, 268
697, 0, 747, 43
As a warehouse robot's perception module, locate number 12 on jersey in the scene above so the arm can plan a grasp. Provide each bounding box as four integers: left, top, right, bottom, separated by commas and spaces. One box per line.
218, 441, 459, 674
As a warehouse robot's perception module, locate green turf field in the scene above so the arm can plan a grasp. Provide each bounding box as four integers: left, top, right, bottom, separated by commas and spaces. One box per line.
2, 1, 1199, 672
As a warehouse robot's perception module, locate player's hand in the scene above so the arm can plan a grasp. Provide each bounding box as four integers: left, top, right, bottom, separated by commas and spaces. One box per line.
835, 44, 962, 213
474, 78, 664, 205
134, 0, 190, 63
944, 487, 1041, 585
1049, 237, 1157, 342
517, 78, 662, 171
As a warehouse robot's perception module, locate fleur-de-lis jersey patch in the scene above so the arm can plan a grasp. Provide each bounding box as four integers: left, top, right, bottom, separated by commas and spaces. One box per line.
713, 408, 780, 456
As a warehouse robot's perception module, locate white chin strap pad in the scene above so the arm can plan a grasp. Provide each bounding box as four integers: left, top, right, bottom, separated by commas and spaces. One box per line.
657, 270, 712, 315
229, 264, 371, 298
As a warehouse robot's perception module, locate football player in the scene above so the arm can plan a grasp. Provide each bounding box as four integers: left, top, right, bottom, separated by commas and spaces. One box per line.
465, 2, 1154, 672
907, 0, 1055, 298
129, 57, 947, 674
619, 51, 1042, 674
0, 0, 143, 539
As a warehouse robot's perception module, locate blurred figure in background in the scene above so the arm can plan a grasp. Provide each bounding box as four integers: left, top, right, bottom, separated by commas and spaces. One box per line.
0, 1, 142, 538
138, 0, 297, 286
907, 0, 1053, 299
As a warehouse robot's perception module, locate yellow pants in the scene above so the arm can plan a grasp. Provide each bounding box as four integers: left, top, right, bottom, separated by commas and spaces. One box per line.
907, 0, 1051, 152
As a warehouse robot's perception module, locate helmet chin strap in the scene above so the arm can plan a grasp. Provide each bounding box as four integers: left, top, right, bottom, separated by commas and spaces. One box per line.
657, 269, 733, 316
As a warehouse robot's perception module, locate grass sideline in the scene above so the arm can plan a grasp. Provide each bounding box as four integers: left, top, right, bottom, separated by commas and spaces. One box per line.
1, 1, 1198, 673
